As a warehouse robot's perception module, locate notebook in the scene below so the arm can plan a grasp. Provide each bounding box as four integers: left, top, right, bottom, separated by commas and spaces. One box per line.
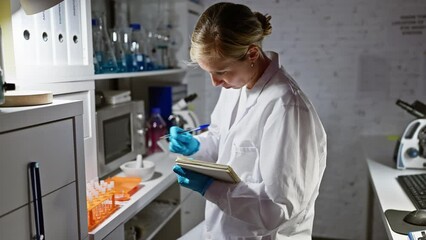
175, 156, 240, 183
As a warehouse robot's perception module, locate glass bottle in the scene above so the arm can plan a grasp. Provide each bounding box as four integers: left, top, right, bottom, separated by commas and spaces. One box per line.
129, 23, 148, 72
145, 29, 156, 71
92, 12, 118, 74
166, 24, 183, 69
110, 28, 129, 73
146, 108, 167, 154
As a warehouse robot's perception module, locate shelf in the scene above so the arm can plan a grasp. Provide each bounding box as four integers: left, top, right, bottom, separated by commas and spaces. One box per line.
92, 69, 186, 81
125, 199, 180, 240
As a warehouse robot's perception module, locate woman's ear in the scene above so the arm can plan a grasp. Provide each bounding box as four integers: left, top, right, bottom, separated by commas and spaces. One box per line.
247, 45, 260, 62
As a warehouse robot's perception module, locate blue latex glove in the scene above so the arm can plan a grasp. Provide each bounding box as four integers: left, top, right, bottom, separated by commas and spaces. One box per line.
168, 126, 200, 156
173, 165, 213, 196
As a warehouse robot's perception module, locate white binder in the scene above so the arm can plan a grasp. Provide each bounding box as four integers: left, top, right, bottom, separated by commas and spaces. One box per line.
64, 0, 84, 65
11, 7, 37, 66
34, 10, 53, 65
50, 2, 68, 65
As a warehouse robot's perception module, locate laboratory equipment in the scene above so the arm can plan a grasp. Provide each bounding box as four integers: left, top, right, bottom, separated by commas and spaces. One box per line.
86, 180, 119, 231
172, 109, 201, 131
146, 108, 167, 154
160, 124, 210, 139
129, 23, 148, 72
169, 93, 200, 130
165, 24, 183, 68
110, 28, 129, 72
396, 119, 426, 169
394, 99, 426, 169
92, 13, 118, 74
113, 0, 129, 29
172, 93, 198, 111
103, 176, 141, 202
96, 100, 146, 178
145, 29, 157, 70
396, 99, 426, 118
120, 160, 156, 181
409, 229, 426, 239
136, 154, 143, 168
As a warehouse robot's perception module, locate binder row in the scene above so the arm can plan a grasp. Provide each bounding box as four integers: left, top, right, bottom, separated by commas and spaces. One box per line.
11, 0, 84, 67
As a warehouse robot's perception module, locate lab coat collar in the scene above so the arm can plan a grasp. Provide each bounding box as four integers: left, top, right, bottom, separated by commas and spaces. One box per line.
229, 51, 280, 128
245, 51, 280, 109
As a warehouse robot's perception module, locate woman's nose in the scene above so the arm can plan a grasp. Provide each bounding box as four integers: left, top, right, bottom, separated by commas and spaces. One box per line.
210, 74, 223, 87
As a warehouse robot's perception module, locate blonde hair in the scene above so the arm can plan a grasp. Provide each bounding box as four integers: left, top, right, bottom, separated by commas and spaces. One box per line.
190, 2, 272, 63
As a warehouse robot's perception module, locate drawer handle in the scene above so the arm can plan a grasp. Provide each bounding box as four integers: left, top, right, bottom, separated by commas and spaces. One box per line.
29, 162, 45, 240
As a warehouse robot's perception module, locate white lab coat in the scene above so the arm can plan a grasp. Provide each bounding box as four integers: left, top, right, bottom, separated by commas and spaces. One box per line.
192, 52, 327, 240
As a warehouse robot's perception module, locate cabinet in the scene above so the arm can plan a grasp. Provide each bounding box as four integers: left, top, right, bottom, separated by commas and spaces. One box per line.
0, 100, 87, 240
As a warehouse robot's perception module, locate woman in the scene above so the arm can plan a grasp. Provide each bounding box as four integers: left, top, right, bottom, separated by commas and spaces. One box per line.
169, 2, 327, 239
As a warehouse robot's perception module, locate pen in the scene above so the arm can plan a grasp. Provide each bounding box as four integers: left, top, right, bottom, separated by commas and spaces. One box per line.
160, 124, 210, 139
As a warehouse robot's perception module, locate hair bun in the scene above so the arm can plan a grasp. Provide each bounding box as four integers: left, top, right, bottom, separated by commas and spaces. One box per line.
254, 12, 272, 36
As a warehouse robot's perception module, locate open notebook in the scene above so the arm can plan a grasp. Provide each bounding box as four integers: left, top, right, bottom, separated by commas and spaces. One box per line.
175, 156, 240, 183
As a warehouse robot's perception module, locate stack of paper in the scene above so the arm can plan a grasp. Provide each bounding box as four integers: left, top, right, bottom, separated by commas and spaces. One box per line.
175, 156, 240, 183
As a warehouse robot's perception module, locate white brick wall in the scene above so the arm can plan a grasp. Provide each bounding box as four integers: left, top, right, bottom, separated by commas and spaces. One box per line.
200, 0, 426, 239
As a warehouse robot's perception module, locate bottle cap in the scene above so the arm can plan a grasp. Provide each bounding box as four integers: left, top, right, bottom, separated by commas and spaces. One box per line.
129, 23, 141, 30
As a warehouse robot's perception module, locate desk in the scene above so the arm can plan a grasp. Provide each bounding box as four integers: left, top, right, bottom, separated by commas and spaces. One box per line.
364, 135, 426, 240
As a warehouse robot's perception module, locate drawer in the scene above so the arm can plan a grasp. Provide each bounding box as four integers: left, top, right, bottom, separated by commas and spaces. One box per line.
0, 183, 81, 240
0, 119, 76, 216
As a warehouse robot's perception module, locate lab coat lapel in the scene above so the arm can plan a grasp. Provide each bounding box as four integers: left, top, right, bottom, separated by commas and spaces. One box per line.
232, 55, 280, 126
224, 88, 241, 131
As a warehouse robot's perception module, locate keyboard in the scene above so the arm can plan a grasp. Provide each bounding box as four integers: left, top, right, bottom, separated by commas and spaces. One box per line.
398, 173, 426, 209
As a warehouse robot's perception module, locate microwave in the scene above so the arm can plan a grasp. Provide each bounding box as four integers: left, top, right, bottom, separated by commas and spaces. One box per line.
96, 100, 146, 178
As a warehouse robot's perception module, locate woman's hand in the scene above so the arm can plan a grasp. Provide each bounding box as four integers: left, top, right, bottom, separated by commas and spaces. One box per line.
168, 126, 200, 156
173, 165, 213, 195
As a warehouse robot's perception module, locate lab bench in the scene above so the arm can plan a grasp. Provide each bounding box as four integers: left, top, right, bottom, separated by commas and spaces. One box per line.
89, 152, 204, 240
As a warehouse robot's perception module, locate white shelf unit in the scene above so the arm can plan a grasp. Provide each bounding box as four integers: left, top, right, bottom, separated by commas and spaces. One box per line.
88, 0, 207, 238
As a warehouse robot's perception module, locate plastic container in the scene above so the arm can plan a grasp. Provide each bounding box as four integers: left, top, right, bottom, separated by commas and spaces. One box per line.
146, 108, 167, 154
86, 180, 118, 231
